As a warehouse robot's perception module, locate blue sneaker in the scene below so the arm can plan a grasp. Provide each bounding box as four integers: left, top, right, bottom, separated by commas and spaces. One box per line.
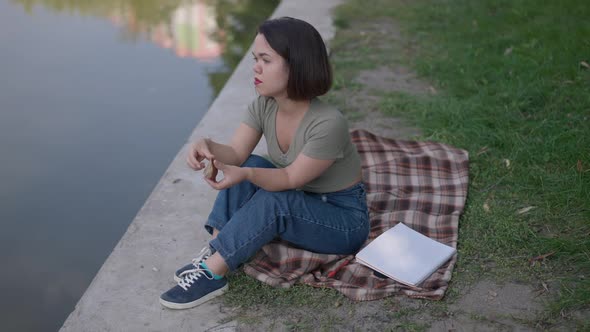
173, 246, 212, 282
160, 265, 228, 310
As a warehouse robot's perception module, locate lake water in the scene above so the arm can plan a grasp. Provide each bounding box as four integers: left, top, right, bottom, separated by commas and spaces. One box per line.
0, 0, 277, 330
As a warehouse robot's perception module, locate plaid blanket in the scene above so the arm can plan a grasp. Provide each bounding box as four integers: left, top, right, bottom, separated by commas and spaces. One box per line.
243, 129, 469, 301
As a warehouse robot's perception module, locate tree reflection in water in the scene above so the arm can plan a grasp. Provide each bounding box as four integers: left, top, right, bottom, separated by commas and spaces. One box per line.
12, 0, 279, 96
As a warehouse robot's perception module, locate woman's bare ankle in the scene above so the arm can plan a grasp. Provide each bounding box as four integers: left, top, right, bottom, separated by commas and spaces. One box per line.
203, 252, 229, 277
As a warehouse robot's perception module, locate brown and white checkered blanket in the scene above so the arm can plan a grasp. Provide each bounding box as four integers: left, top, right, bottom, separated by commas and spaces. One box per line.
243, 129, 469, 301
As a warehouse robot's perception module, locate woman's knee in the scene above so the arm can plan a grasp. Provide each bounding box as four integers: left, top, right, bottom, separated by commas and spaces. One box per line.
241, 155, 275, 168
250, 189, 297, 209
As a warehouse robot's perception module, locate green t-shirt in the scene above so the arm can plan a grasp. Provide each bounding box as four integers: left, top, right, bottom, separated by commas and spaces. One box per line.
242, 96, 361, 193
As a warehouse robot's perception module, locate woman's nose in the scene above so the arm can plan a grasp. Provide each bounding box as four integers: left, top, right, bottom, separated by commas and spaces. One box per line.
253, 63, 261, 74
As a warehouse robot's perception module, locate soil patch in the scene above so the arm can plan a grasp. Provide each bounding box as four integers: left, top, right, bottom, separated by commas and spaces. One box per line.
339, 65, 427, 139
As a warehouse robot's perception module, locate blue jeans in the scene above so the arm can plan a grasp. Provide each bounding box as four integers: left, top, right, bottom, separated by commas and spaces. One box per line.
205, 155, 370, 271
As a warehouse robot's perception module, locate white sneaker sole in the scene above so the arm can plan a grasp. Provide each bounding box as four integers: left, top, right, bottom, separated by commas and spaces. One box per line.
159, 284, 228, 310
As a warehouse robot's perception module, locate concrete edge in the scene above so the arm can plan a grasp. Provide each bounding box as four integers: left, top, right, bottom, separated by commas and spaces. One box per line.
60, 1, 343, 331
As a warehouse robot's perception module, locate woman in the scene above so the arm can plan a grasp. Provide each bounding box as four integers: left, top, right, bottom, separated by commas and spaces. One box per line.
160, 17, 369, 310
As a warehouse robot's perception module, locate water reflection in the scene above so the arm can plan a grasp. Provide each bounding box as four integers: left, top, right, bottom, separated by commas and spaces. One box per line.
109, 2, 222, 60
2, 0, 277, 331
13, 0, 279, 93
15, 0, 185, 26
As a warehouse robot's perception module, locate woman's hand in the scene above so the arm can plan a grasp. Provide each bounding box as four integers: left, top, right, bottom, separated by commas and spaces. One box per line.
187, 138, 214, 171
204, 160, 248, 190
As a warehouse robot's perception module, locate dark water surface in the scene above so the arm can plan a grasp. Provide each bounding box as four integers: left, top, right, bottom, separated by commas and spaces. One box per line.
0, 0, 277, 330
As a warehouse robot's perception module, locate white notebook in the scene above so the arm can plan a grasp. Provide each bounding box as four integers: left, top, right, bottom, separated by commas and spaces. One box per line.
355, 223, 456, 287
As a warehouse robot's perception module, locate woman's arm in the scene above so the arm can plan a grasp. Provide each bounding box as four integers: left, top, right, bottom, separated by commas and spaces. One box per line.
207, 153, 334, 192
228, 123, 263, 165
246, 153, 334, 191
187, 123, 261, 170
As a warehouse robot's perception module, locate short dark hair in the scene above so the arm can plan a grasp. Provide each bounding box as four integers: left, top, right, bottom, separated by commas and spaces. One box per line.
257, 17, 333, 100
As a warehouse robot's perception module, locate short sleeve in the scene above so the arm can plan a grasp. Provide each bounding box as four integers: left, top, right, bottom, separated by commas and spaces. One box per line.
242, 96, 266, 132
302, 116, 349, 160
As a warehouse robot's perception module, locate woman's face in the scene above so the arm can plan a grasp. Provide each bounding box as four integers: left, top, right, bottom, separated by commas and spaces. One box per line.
252, 33, 289, 98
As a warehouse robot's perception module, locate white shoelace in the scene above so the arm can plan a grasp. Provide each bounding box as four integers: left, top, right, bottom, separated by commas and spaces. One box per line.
177, 246, 213, 291
178, 266, 214, 291
190, 246, 211, 267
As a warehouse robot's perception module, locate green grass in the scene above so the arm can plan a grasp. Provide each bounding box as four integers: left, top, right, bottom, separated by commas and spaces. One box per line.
222, 272, 350, 329
334, 0, 590, 321
223, 272, 346, 308
223, 0, 589, 328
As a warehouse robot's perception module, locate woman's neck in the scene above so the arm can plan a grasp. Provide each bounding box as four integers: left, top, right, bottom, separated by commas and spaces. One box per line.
274, 95, 311, 116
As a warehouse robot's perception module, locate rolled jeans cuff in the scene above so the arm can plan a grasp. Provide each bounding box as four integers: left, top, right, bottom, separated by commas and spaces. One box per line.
208, 237, 240, 271
205, 218, 225, 236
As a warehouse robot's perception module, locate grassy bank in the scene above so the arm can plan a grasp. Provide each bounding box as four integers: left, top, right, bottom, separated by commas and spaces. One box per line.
221, 0, 589, 329
333, 0, 589, 322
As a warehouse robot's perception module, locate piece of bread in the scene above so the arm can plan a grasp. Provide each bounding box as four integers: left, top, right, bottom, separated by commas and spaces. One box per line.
203, 159, 218, 180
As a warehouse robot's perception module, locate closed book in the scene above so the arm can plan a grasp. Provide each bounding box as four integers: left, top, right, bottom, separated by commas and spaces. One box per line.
355, 223, 456, 287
